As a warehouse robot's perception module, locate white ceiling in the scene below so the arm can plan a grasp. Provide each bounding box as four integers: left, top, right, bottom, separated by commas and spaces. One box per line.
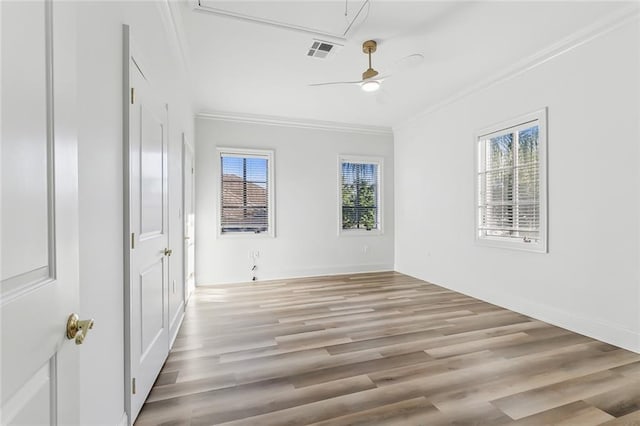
177, 1, 634, 128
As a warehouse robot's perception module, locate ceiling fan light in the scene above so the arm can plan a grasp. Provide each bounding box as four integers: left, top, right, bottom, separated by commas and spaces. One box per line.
361, 80, 381, 92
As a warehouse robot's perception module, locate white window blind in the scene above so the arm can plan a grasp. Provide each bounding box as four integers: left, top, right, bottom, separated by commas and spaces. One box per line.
340, 160, 380, 231
220, 150, 272, 234
476, 109, 547, 251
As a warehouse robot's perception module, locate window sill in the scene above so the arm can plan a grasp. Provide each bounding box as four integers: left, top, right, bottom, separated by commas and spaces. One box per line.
475, 237, 547, 253
218, 232, 275, 239
339, 228, 384, 237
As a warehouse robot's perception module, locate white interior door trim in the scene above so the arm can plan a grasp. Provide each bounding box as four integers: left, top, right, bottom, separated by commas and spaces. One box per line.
123, 25, 134, 422
182, 134, 195, 304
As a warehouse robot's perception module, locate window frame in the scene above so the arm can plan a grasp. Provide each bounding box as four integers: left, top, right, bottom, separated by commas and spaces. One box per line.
474, 108, 548, 253
217, 147, 275, 238
337, 155, 384, 236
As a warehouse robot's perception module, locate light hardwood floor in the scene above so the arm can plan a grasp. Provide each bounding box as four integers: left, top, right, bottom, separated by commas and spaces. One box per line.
135, 272, 640, 425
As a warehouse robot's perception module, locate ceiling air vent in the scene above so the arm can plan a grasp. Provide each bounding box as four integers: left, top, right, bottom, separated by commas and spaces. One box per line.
307, 39, 343, 59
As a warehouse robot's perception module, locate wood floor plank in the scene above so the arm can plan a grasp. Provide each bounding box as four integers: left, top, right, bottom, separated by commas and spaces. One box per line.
376, 320, 548, 358
135, 272, 640, 425
440, 401, 514, 425
599, 410, 640, 425
511, 401, 615, 425
211, 381, 433, 426
325, 328, 446, 355
288, 351, 432, 388
611, 360, 640, 379
146, 373, 237, 403
432, 345, 639, 415
190, 375, 377, 425
232, 349, 385, 385
367, 349, 501, 387
585, 382, 640, 418
307, 397, 440, 426
491, 370, 635, 419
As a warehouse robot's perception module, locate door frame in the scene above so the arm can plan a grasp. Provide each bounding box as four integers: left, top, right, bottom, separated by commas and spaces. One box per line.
182, 133, 195, 304
122, 23, 133, 424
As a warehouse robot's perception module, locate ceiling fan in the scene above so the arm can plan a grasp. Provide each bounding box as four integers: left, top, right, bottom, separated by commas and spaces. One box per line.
309, 40, 423, 93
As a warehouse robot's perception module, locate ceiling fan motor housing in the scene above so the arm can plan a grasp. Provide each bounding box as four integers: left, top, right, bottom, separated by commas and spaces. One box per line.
362, 68, 379, 80
362, 40, 377, 54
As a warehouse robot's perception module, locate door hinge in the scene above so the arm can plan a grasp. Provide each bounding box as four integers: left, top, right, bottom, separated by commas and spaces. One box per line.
131, 87, 135, 104
131, 233, 135, 249
132, 377, 136, 394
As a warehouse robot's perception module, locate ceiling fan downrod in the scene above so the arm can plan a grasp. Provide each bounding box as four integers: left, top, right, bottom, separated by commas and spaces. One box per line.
362, 40, 379, 80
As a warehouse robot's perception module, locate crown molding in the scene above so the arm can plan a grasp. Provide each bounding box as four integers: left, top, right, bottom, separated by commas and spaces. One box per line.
395, 4, 640, 131
197, 111, 393, 136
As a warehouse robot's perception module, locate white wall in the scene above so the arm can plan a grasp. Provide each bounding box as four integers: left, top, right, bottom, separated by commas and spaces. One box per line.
76, 2, 193, 424
394, 17, 640, 352
195, 117, 394, 284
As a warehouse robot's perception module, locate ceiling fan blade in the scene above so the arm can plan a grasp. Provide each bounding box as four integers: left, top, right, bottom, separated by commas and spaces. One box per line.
395, 53, 424, 71
373, 74, 392, 82
367, 54, 420, 85
309, 80, 364, 87
382, 54, 424, 77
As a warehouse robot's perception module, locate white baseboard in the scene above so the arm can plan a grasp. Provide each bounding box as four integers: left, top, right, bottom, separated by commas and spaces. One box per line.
169, 307, 185, 349
485, 290, 640, 354
200, 263, 394, 285
117, 412, 128, 426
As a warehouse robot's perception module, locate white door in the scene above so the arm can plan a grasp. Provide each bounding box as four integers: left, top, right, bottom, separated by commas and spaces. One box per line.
182, 136, 195, 303
124, 27, 170, 422
1, 1, 82, 424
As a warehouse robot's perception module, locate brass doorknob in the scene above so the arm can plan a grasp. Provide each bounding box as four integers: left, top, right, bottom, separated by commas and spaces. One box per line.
164, 248, 173, 256
66, 314, 94, 345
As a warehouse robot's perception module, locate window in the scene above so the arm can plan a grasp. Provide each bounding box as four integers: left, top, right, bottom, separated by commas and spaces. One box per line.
218, 148, 274, 236
339, 156, 383, 234
476, 109, 547, 252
